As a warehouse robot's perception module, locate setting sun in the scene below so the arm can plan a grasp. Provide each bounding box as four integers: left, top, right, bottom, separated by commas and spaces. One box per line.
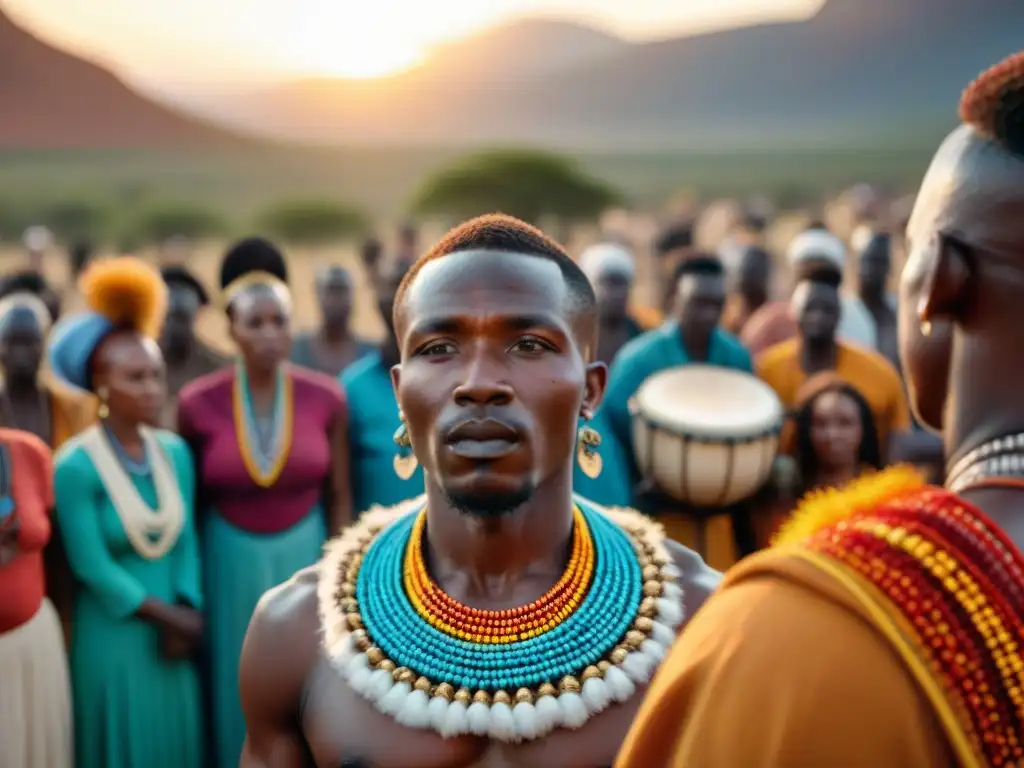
282, 0, 507, 79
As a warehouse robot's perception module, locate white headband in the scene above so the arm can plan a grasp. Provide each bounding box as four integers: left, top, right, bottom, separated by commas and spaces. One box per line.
579, 243, 636, 285
787, 230, 846, 272
0, 292, 52, 335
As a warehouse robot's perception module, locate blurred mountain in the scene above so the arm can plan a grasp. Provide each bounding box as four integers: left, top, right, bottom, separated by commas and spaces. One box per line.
174, 0, 1024, 149
0, 8, 248, 148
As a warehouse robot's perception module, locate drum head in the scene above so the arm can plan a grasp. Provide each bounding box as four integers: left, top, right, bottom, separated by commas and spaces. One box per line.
633, 365, 783, 440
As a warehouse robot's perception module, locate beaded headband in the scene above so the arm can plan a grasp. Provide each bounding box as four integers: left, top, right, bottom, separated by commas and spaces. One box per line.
221, 270, 291, 309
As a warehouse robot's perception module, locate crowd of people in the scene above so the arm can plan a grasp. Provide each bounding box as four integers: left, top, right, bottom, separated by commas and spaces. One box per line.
0, 48, 1021, 768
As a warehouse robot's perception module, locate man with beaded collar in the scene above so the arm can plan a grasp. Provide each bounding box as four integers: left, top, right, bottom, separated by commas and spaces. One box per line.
618, 52, 1024, 768
238, 214, 720, 767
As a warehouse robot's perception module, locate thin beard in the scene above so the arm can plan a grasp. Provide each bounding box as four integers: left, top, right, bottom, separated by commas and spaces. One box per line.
442, 485, 534, 520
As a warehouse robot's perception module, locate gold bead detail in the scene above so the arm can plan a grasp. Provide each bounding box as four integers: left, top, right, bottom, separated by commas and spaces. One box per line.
414, 677, 432, 692
580, 665, 602, 681
454, 688, 472, 704
515, 688, 534, 704
492, 690, 512, 706
350, 629, 370, 650
365, 647, 385, 665
393, 667, 414, 683
340, 599, 359, 613
345, 613, 363, 630
597, 660, 612, 673
626, 630, 646, 648
537, 683, 557, 698
472, 690, 491, 705
634, 616, 654, 633
610, 647, 629, 664
558, 676, 581, 694
643, 580, 664, 597
638, 597, 658, 617
434, 683, 455, 701
340, 582, 356, 597
642, 565, 661, 581
378, 659, 396, 672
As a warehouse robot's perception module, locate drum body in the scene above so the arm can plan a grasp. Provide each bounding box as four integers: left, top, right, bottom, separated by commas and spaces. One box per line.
629, 365, 783, 507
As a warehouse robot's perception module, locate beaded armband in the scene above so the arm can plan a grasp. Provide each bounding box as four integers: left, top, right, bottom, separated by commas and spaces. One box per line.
318, 498, 685, 743
776, 467, 1024, 767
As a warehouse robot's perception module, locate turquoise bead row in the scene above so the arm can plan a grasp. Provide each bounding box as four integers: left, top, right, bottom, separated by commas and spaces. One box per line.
356, 502, 643, 691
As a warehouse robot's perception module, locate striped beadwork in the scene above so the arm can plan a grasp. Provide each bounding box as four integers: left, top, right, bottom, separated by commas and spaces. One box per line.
319, 498, 686, 742
404, 507, 595, 643
794, 478, 1024, 767
360, 505, 641, 691
233, 362, 294, 488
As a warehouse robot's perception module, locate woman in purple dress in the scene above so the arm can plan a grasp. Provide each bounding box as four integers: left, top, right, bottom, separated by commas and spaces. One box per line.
176, 238, 350, 768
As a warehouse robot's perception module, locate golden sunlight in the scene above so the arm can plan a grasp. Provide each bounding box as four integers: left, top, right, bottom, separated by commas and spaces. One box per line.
284, 0, 499, 79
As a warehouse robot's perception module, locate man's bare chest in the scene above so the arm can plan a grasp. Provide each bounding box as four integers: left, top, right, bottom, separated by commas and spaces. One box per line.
301, 659, 633, 768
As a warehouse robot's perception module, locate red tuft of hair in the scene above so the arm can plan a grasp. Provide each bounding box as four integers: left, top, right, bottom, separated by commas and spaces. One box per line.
960, 51, 1024, 154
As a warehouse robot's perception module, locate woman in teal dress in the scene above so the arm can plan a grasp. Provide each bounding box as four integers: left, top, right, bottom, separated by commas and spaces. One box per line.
48, 257, 203, 768
177, 238, 349, 768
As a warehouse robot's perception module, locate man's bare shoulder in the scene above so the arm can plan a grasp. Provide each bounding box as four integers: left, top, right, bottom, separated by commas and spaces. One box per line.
244, 566, 322, 673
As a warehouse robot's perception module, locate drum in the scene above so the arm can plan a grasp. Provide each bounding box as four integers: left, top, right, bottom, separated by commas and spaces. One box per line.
629, 365, 784, 507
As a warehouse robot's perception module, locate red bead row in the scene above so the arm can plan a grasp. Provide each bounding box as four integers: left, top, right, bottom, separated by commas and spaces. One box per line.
807, 490, 1024, 766
404, 508, 596, 637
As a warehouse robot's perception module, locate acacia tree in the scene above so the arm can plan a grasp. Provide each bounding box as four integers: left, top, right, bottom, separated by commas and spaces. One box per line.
256, 200, 369, 245
411, 149, 620, 226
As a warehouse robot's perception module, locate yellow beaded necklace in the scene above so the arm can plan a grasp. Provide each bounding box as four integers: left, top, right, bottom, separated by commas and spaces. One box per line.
232, 364, 294, 488
403, 507, 596, 644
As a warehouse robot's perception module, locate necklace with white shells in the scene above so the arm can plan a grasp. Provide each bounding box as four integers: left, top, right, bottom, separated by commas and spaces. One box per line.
78, 424, 185, 560
318, 498, 685, 743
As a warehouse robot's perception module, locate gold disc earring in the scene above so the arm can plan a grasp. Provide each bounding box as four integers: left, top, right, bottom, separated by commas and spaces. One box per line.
392, 419, 418, 480
97, 387, 110, 419
576, 423, 603, 479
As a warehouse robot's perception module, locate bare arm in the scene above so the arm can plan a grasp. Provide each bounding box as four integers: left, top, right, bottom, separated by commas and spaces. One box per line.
240, 571, 321, 768
326, 406, 353, 535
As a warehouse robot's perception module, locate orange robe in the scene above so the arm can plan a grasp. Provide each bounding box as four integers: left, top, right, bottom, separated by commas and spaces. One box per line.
757, 337, 911, 454
617, 468, 1023, 768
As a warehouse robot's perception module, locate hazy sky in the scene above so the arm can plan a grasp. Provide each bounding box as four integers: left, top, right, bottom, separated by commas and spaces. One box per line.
5, 0, 823, 83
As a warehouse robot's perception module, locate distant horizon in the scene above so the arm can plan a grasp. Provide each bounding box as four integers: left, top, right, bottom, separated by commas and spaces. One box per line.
3, 0, 823, 87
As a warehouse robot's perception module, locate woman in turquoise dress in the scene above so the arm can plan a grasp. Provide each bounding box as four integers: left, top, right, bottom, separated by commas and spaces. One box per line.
48, 257, 203, 768
177, 238, 348, 768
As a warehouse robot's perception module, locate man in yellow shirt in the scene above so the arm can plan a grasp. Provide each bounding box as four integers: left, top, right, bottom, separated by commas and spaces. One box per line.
757, 268, 910, 457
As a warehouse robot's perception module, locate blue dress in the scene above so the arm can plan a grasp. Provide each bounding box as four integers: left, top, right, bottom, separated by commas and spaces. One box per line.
341, 351, 423, 516
54, 430, 203, 768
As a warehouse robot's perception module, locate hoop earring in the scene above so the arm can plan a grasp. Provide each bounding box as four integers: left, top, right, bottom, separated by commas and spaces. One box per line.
576, 422, 603, 479
97, 387, 110, 420
392, 417, 418, 480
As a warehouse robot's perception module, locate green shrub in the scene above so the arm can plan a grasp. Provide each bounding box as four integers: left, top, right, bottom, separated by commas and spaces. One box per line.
128, 202, 228, 245
256, 200, 369, 245
411, 149, 620, 225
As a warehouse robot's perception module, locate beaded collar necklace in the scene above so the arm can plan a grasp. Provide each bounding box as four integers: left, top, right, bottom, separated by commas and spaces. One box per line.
319, 500, 685, 743
946, 432, 1024, 494
233, 362, 293, 488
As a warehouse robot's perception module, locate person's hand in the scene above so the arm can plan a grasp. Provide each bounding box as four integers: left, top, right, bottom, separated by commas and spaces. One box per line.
165, 604, 203, 641
159, 605, 203, 660
0, 520, 20, 567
